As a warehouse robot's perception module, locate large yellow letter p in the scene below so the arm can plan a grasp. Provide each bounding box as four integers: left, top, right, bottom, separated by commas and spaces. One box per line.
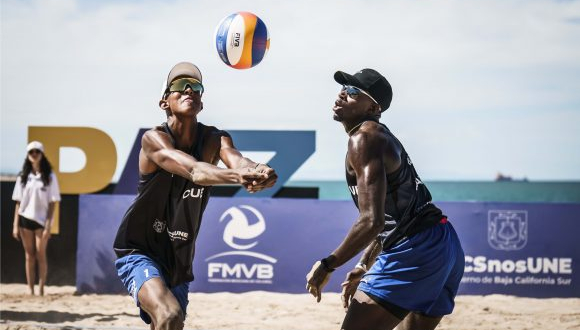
28, 127, 117, 194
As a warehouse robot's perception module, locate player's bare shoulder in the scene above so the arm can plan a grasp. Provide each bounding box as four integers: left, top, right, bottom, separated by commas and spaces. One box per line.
141, 125, 172, 152
348, 121, 388, 152
139, 125, 172, 174
348, 121, 401, 171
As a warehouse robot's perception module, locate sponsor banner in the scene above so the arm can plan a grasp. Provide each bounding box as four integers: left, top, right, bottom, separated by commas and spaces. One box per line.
76, 196, 360, 294
191, 198, 360, 293
76, 196, 579, 297
76, 195, 133, 294
445, 202, 579, 298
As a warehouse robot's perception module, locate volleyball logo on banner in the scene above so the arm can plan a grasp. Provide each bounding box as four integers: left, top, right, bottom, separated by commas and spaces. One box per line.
205, 205, 277, 284
215, 12, 270, 69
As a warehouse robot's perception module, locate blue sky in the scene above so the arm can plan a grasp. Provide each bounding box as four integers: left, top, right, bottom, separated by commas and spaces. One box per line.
1, 0, 579, 181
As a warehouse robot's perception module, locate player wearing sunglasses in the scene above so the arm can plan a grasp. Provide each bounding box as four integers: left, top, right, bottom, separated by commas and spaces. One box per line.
113, 62, 277, 330
306, 68, 464, 330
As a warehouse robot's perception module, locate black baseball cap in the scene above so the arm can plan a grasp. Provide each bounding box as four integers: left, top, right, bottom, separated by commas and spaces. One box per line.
334, 68, 393, 112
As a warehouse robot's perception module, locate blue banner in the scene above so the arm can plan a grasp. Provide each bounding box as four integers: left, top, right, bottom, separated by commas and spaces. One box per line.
77, 196, 579, 297
446, 202, 578, 298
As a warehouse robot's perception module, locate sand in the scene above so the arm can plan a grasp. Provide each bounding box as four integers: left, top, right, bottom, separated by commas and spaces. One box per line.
1, 284, 579, 330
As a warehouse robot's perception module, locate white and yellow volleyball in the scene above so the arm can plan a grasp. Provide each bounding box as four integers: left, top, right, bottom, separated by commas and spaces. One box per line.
215, 12, 270, 69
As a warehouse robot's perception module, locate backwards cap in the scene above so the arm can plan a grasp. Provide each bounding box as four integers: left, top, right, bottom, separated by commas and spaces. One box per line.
161, 62, 203, 99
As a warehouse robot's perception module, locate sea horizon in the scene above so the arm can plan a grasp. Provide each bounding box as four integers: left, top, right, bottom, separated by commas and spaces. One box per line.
287, 180, 580, 203
2, 175, 579, 203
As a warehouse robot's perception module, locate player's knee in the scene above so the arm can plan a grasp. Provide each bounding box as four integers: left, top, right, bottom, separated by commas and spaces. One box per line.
156, 306, 184, 329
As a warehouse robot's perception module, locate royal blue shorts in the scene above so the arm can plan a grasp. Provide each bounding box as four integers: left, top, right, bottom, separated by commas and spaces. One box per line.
358, 220, 465, 316
115, 254, 189, 324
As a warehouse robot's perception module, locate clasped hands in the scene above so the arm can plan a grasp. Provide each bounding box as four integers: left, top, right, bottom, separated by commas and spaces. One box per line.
241, 164, 277, 193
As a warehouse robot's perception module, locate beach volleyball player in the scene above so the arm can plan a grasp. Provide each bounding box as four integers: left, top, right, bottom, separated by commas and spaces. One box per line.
113, 62, 277, 330
306, 69, 464, 330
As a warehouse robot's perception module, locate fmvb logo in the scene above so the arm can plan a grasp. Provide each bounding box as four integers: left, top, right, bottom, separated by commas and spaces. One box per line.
488, 210, 528, 251
205, 205, 277, 284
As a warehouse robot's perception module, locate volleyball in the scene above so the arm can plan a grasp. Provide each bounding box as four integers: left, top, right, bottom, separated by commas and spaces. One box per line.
215, 12, 270, 69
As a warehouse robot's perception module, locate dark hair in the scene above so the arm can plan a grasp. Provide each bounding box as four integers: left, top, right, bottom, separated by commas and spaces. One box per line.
19, 152, 53, 187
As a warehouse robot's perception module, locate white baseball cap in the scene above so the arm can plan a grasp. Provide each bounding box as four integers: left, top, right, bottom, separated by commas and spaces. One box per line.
161, 62, 203, 99
26, 141, 44, 153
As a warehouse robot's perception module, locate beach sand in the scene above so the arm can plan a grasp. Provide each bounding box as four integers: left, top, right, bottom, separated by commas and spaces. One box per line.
1, 284, 579, 330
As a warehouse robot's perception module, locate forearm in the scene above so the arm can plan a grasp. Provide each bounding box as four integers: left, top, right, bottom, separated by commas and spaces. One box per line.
234, 157, 258, 169
155, 149, 242, 185
13, 203, 20, 228
189, 162, 244, 185
357, 240, 382, 270
45, 202, 56, 230
325, 216, 383, 269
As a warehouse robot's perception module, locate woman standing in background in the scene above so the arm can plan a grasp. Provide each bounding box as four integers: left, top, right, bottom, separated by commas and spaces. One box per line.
12, 141, 61, 296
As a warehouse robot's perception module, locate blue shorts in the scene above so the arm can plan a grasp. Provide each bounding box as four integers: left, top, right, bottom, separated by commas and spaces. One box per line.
358, 221, 465, 316
115, 254, 189, 324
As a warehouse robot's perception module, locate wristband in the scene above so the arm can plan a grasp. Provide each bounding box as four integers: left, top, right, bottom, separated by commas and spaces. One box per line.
320, 258, 335, 273
355, 262, 367, 272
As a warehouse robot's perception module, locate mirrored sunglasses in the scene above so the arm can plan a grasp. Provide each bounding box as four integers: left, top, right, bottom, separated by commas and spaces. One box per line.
342, 85, 363, 98
167, 78, 204, 95
341, 85, 380, 107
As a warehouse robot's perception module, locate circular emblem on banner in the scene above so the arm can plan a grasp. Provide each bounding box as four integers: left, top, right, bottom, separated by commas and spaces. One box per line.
219, 205, 266, 250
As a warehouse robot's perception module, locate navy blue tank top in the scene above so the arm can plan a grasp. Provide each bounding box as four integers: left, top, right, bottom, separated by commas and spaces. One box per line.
345, 123, 443, 250
113, 122, 211, 287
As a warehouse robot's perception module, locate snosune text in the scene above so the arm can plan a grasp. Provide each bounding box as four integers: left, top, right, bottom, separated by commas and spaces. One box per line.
464, 255, 572, 274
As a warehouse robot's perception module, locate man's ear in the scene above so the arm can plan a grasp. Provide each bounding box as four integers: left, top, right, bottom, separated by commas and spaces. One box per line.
159, 99, 169, 110
367, 102, 380, 116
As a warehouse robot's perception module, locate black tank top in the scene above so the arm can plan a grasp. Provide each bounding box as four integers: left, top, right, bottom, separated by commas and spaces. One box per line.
345, 123, 443, 250
113, 122, 211, 287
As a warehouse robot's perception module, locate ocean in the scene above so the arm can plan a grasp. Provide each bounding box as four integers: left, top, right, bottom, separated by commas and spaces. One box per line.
286, 181, 580, 203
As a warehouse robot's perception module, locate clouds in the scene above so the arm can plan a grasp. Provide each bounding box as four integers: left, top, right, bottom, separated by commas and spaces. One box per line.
1, 0, 579, 180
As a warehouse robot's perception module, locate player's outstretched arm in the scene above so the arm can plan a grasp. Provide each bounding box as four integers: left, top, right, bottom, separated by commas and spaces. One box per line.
141, 129, 266, 186
306, 129, 387, 302
217, 132, 278, 192
325, 130, 387, 268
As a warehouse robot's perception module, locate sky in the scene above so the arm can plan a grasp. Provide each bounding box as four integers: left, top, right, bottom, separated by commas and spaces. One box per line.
1, 0, 579, 182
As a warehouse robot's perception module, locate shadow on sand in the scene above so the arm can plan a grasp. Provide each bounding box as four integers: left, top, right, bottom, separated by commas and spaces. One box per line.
0, 310, 136, 323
